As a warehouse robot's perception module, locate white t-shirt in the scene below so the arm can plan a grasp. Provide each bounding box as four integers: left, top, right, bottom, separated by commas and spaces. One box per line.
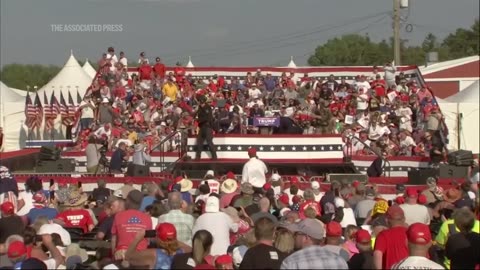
192, 212, 238, 256
284, 188, 305, 205
107, 53, 118, 72
43, 258, 58, 270
355, 81, 371, 92
119, 57, 128, 68
400, 136, 417, 148
400, 204, 431, 226
242, 158, 268, 188
80, 101, 95, 118
391, 256, 445, 269
248, 88, 262, 99
94, 127, 112, 139
16, 191, 33, 216
205, 179, 221, 194
339, 208, 357, 228
356, 94, 369, 110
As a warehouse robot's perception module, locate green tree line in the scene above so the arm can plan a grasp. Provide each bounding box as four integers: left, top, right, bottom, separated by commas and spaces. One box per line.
308, 19, 479, 66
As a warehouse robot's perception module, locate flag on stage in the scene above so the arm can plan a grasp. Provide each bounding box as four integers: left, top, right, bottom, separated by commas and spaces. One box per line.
24, 92, 36, 129
33, 92, 43, 130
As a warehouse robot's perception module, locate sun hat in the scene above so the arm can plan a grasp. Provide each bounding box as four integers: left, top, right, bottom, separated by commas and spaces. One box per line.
63, 190, 88, 207
65, 243, 88, 263
221, 179, 238, 194
179, 178, 193, 192
240, 182, 254, 195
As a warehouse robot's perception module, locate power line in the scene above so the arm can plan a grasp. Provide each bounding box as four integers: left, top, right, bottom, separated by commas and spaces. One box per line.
161, 10, 391, 61
272, 15, 390, 66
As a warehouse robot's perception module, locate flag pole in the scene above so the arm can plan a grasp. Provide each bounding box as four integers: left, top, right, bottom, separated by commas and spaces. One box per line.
50, 86, 56, 142
33, 85, 38, 140
26, 85, 32, 143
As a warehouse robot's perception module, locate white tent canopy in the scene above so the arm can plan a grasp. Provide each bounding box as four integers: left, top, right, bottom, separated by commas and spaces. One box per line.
0, 82, 27, 151
82, 59, 97, 79
438, 80, 479, 154
445, 80, 479, 103
287, 56, 297, 68
37, 51, 93, 105
186, 56, 194, 68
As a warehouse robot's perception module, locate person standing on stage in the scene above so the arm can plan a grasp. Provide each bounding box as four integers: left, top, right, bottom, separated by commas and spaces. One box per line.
242, 147, 268, 193
195, 96, 217, 160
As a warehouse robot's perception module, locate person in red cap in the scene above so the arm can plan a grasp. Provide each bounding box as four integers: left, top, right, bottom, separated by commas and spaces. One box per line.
400, 187, 430, 226
391, 223, 444, 269
125, 223, 184, 269
215, 254, 233, 269
348, 229, 374, 269
373, 205, 408, 270
284, 176, 304, 205
323, 221, 350, 262
241, 147, 268, 193
0, 201, 25, 243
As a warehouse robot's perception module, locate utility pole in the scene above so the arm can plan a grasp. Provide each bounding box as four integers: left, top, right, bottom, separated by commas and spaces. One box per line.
393, 0, 401, 65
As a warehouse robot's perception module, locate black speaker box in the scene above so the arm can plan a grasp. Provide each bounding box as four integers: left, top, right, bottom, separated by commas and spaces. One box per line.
439, 164, 469, 179
448, 150, 474, 166
326, 174, 368, 184
39, 146, 61, 161
408, 168, 439, 185
35, 159, 75, 173
126, 164, 150, 177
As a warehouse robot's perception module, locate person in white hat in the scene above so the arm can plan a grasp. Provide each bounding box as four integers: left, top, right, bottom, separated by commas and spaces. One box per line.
193, 196, 239, 256
270, 173, 283, 197
311, 181, 323, 202
220, 178, 239, 208
204, 170, 220, 194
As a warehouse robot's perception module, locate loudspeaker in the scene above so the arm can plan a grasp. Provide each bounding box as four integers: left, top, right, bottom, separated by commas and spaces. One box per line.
408, 168, 439, 185
439, 164, 469, 179
35, 159, 75, 173
39, 146, 61, 161
326, 174, 368, 184
448, 150, 474, 166
126, 163, 150, 177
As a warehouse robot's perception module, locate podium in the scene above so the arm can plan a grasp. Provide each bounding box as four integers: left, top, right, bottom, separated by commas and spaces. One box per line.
253, 117, 280, 135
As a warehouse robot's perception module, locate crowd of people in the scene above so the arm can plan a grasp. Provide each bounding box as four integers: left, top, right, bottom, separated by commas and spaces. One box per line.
0, 162, 479, 269
73, 47, 447, 168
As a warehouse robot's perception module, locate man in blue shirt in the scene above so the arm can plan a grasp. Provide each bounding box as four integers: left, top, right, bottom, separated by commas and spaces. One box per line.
27, 191, 58, 224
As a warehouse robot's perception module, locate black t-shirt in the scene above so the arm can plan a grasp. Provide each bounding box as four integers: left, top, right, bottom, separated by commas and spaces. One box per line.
348, 251, 374, 270
171, 252, 209, 270
445, 232, 480, 269
0, 215, 25, 243
239, 243, 287, 270
109, 149, 126, 171
97, 215, 114, 240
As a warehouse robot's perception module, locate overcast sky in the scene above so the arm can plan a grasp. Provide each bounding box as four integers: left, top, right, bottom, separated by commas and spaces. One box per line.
0, 0, 478, 67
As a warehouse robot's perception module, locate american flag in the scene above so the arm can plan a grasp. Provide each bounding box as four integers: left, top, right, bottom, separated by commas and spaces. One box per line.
127, 216, 141, 224
67, 91, 76, 118
59, 92, 71, 126
44, 91, 54, 131
24, 92, 36, 129
33, 92, 43, 130
50, 92, 60, 117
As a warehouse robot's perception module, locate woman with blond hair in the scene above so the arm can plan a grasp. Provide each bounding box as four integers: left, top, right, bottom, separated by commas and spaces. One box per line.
171, 230, 214, 269
274, 229, 294, 254
126, 223, 185, 269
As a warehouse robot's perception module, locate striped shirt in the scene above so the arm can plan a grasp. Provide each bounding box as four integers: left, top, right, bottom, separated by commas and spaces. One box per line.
280, 246, 349, 269
158, 209, 195, 245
